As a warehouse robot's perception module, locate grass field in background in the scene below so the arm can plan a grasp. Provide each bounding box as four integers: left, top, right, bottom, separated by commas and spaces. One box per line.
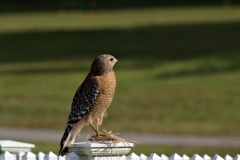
0, 7, 240, 137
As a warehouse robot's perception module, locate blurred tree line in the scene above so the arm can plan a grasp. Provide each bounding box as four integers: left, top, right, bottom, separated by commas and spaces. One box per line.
0, 0, 238, 12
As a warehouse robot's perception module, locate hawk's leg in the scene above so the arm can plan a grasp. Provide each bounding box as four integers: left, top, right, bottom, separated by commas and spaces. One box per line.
89, 122, 104, 137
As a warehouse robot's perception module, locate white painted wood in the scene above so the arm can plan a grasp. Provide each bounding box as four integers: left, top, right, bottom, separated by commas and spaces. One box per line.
224, 155, 233, 160
140, 153, 147, 160
0, 140, 35, 153
127, 152, 140, 160
17, 151, 25, 160
58, 155, 66, 160
190, 154, 203, 160
68, 142, 133, 156
182, 154, 190, 160
169, 153, 183, 160
122, 155, 127, 160
0, 151, 15, 160
148, 153, 161, 160
160, 154, 169, 160
233, 155, 240, 160
44, 152, 57, 160
202, 154, 211, 160
22, 152, 36, 160
36, 152, 45, 160
212, 155, 224, 160
66, 152, 79, 160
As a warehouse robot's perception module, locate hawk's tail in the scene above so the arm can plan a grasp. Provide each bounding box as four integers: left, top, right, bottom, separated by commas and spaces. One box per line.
59, 120, 86, 156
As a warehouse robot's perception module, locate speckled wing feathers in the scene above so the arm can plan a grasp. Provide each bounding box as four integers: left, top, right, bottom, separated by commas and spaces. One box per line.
60, 82, 99, 146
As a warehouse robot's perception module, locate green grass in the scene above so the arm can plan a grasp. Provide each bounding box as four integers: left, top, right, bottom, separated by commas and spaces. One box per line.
30, 141, 240, 157
0, 6, 240, 137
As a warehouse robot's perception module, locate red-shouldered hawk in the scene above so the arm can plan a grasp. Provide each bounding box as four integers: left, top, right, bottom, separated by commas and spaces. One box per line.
59, 54, 118, 156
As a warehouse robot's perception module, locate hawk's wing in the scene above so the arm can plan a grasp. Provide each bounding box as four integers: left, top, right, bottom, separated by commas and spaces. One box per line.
59, 77, 99, 156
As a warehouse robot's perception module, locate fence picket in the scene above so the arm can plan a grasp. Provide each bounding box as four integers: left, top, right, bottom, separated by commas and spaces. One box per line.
190, 154, 203, 160
148, 153, 161, 160
140, 154, 147, 160
169, 153, 182, 160
202, 154, 211, 160
212, 155, 224, 160
0, 151, 15, 160
224, 155, 233, 160
44, 152, 57, 160
182, 154, 190, 160
127, 152, 140, 160
161, 154, 169, 160
36, 152, 45, 160
58, 155, 66, 160
233, 155, 240, 160
22, 152, 36, 160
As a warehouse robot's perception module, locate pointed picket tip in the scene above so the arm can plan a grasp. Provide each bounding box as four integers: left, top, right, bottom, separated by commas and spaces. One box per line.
161, 154, 169, 160
0, 151, 14, 157
148, 153, 161, 160
182, 154, 190, 160
127, 152, 140, 160
169, 153, 183, 160
58, 154, 66, 160
233, 154, 240, 160
212, 154, 224, 160
140, 153, 148, 160
224, 155, 233, 160
190, 154, 204, 160
66, 152, 79, 157
44, 151, 57, 157
203, 154, 211, 160
22, 152, 36, 158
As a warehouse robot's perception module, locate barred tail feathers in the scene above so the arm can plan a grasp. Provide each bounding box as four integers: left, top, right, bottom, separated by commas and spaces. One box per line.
59, 120, 86, 156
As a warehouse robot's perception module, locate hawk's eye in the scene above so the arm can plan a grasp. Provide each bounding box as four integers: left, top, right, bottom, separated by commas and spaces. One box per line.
110, 58, 114, 61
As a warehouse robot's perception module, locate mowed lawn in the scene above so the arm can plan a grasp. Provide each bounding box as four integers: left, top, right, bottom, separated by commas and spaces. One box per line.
0, 6, 240, 137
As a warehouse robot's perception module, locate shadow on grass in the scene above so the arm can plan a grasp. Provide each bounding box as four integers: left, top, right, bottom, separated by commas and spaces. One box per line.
0, 21, 240, 77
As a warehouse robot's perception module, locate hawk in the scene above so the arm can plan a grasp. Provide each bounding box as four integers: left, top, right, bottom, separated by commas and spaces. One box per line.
59, 54, 118, 156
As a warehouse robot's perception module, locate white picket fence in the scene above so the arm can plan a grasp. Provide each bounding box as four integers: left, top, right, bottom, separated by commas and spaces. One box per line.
0, 151, 240, 160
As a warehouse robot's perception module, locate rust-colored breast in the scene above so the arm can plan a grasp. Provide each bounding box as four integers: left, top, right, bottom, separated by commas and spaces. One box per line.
90, 71, 116, 118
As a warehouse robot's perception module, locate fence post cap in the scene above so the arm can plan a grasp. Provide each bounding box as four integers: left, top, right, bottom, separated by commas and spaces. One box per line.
0, 140, 35, 153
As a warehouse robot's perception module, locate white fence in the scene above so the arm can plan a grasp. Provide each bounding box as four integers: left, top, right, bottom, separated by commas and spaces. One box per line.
0, 151, 239, 160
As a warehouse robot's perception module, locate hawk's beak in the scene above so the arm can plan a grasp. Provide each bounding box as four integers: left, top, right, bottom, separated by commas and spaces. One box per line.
115, 59, 119, 64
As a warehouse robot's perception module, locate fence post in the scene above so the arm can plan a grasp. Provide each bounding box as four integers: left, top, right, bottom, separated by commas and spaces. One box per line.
148, 153, 161, 160
0, 151, 15, 160
190, 154, 203, 160
169, 153, 182, 160
233, 155, 240, 160
66, 152, 79, 160
212, 155, 224, 160
140, 153, 147, 160
161, 154, 168, 160
22, 152, 36, 160
127, 152, 140, 160
36, 152, 45, 160
44, 152, 57, 160
224, 155, 233, 160
17, 151, 25, 160
182, 155, 190, 160
202, 154, 211, 160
